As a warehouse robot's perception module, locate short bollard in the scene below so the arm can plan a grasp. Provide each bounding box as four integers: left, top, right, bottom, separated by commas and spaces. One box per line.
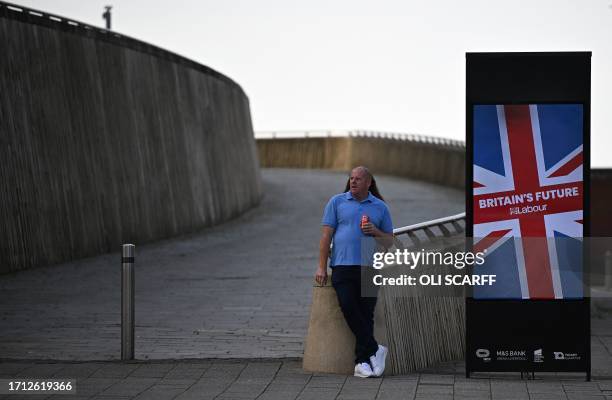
121, 244, 135, 360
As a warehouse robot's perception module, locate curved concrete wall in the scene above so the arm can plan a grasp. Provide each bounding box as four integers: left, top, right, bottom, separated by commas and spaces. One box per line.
257, 136, 465, 188
0, 5, 261, 273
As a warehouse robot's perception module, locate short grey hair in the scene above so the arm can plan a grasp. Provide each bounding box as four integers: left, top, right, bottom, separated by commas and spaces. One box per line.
351, 166, 372, 180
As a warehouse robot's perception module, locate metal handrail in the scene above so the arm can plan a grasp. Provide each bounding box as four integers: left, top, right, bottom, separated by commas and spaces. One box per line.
392, 212, 465, 247
393, 213, 466, 236
255, 129, 465, 148
328, 212, 465, 257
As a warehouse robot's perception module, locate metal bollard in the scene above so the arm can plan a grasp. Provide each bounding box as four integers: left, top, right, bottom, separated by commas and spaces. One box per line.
605, 250, 612, 290
121, 244, 135, 360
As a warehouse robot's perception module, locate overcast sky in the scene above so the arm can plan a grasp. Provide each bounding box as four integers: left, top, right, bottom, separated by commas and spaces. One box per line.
17, 0, 612, 166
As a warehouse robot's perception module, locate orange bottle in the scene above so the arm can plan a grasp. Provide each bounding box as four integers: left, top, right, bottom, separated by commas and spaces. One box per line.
361, 214, 369, 229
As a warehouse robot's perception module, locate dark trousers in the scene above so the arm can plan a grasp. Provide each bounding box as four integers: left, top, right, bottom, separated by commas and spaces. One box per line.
331, 266, 378, 364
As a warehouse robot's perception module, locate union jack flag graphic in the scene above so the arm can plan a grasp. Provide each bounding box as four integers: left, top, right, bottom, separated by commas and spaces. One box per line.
472, 104, 583, 299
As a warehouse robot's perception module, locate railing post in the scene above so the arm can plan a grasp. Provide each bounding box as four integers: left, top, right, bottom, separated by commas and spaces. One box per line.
121, 244, 135, 360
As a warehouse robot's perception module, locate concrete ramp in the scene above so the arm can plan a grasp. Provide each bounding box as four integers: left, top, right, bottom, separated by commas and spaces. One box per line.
0, 168, 463, 360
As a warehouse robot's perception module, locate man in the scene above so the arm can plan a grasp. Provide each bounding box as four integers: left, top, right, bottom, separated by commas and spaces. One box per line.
316, 166, 393, 378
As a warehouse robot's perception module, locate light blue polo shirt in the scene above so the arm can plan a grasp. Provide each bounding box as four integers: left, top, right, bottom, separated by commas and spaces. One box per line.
321, 191, 393, 267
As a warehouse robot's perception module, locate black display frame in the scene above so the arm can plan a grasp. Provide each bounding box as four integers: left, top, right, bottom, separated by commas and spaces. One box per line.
465, 52, 591, 380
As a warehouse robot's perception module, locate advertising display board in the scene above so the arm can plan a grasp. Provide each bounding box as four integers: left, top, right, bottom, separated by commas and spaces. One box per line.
466, 53, 591, 379
473, 103, 583, 299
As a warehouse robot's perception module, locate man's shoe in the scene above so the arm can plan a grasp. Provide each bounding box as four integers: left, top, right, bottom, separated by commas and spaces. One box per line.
354, 362, 374, 378
369, 345, 388, 377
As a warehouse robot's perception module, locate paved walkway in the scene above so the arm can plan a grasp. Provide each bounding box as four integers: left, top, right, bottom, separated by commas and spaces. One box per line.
0, 359, 610, 400
2, 168, 612, 398
0, 169, 464, 360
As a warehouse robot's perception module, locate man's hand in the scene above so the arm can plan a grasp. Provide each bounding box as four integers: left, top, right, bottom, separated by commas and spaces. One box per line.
362, 222, 394, 248
315, 266, 328, 286
361, 222, 381, 236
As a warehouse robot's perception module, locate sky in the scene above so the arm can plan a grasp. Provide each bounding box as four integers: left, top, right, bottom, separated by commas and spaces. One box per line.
16, 0, 612, 166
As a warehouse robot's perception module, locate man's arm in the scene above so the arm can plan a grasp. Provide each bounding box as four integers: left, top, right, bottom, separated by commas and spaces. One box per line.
316, 226, 334, 286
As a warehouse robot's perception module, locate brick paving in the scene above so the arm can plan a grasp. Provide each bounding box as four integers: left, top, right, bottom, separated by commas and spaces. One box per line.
1, 359, 611, 400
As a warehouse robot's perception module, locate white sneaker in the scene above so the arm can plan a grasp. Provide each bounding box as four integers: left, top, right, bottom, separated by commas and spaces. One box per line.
369, 345, 388, 377
354, 362, 374, 378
